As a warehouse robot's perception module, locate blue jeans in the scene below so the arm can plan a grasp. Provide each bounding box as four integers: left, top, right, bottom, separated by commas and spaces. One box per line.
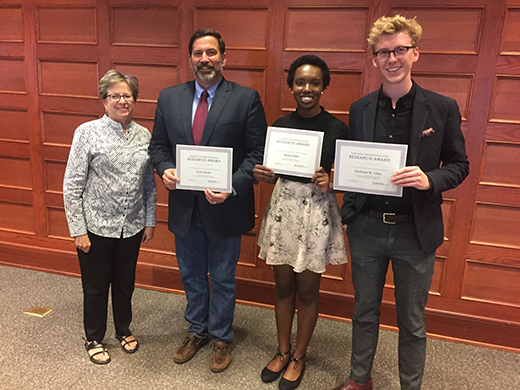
175, 206, 241, 343
346, 214, 435, 390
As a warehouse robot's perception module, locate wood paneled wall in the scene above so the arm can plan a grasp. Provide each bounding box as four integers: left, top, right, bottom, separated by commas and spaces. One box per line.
1, 0, 519, 351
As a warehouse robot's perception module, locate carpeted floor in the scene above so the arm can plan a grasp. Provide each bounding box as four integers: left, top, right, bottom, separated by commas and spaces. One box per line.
0, 264, 518, 390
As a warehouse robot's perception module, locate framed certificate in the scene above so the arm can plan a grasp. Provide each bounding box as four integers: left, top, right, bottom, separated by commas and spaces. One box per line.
176, 144, 233, 192
263, 126, 323, 178
333, 140, 408, 197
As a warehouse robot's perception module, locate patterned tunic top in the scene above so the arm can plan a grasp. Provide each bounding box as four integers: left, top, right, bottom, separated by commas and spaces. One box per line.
63, 115, 156, 238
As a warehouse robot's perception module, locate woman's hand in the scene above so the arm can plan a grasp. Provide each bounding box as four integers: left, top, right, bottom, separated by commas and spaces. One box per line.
142, 227, 155, 244
74, 234, 91, 253
253, 165, 278, 184
312, 167, 332, 193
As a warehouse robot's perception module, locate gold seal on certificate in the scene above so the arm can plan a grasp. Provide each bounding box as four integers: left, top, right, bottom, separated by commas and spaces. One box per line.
263, 126, 324, 178
176, 144, 233, 192
333, 140, 408, 197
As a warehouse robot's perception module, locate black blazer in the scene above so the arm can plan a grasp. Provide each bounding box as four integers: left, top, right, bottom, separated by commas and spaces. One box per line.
341, 83, 469, 253
149, 78, 267, 239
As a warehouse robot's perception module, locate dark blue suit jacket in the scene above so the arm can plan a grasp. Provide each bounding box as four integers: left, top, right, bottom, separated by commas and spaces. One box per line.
149, 78, 267, 239
341, 83, 469, 253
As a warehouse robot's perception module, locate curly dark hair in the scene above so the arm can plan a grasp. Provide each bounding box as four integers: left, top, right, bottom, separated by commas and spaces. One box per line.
287, 55, 330, 89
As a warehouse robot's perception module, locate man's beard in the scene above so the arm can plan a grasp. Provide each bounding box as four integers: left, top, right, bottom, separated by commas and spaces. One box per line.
192, 61, 223, 83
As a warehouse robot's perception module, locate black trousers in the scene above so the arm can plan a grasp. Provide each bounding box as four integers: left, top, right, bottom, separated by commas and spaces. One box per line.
77, 229, 144, 342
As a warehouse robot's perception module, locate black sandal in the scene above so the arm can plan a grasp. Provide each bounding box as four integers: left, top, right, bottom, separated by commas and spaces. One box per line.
261, 347, 291, 383
116, 334, 139, 354
84, 339, 111, 364
279, 355, 306, 390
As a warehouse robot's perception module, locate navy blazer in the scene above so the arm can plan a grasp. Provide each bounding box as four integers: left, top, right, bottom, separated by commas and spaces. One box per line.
341, 83, 469, 253
149, 78, 267, 239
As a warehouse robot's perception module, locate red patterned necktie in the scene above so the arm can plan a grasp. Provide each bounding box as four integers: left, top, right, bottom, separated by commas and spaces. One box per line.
192, 90, 208, 145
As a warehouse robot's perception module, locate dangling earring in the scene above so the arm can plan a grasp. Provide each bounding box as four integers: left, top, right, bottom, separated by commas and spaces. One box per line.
321, 92, 324, 94
291, 91, 294, 94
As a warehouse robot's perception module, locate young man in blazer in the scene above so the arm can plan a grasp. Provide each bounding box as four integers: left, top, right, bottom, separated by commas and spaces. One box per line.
149, 29, 267, 372
334, 16, 469, 390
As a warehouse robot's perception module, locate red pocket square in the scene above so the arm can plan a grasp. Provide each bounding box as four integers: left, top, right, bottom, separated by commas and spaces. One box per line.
422, 127, 435, 137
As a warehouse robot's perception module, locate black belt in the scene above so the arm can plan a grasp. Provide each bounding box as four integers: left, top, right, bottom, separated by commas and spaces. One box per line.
364, 209, 413, 224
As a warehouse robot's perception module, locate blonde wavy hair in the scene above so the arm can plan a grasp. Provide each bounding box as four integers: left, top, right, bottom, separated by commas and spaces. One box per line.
368, 15, 422, 51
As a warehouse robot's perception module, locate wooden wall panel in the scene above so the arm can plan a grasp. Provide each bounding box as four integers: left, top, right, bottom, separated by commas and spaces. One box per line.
463, 260, 520, 306
480, 142, 520, 186
500, 7, 520, 54
0, 156, 32, 189
41, 111, 99, 145
111, 6, 178, 47
0, 6, 23, 42
195, 7, 268, 50
38, 60, 99, 98
36, 6, 97, 44
0, 58, 25, 93
1, 0, 520, 352
489, 76, 520, 122
471, 202, 520, 249
392, 7, 483, 54
0, 108, 28, 141
113, 63, 178, 102
0, 201, 34, 233
285, 7, 368, 52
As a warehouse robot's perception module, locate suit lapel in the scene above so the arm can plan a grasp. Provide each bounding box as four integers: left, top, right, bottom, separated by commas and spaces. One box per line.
409, 85, 429, 165
182, 81, 196, 144
362, 90, 378, 141
200, 78, 231, 145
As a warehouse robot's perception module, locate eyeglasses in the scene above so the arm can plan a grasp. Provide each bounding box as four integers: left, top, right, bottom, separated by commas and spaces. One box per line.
106, 93, 134, 102
373, 46, 415, 60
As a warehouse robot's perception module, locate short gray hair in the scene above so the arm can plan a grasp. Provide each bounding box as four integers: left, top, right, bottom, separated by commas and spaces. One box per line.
98, 69, 139, 100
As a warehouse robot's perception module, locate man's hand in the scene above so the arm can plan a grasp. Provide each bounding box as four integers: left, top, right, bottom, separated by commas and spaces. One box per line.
162, 168, 179, 190
391, 166, 431, 190
253, 165, 278, 184
312, 167, 333, 193
74, 234, 91, 253
142, 227, 155, 244
204, 189, 231, 205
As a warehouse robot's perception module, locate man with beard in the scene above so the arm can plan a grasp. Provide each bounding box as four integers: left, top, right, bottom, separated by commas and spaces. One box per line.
149, 28, 267, 372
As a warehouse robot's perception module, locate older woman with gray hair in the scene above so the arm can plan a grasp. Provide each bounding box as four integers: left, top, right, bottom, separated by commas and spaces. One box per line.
63, 69, 156, 364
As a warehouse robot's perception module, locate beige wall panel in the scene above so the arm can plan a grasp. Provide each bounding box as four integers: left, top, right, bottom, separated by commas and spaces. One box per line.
500, 7, 520, 54
39, 60, 99, 98
282, 70, 363, 113
0, 58, 25, 93
0, 108, 28, 141
393, 7, 483, 54
489, 76, 520, 123
41, 111, 99, 146
111, 6, 178, 47
0, 201, 34, 233
480, 142, 520, 187
0, 6, 23, 42
471, 202, 520, 249
224, 67, 265, 101
43, 160, 65, 193
36, 6, 97, 44
285, 7, 368, 52
47, 206, 70, 238
0, 156, 32, 189
114, 63, 177, 103
195, 7, 268, 50
412, 74, 473, 121
462, 260, 520, 307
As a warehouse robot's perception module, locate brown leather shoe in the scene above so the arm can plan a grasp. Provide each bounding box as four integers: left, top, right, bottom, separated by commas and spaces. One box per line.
210, 341, 232, 372
332, 378, 373, 390
173, 334, 209, 364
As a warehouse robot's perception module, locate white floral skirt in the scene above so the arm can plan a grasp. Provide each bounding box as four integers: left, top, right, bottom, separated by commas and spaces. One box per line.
258, 178, 348, 274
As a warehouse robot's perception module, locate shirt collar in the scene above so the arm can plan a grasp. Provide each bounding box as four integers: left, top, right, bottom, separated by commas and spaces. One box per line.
195, 77, 222, 100
101, 114, 133, 132
379, 80, 417, 109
